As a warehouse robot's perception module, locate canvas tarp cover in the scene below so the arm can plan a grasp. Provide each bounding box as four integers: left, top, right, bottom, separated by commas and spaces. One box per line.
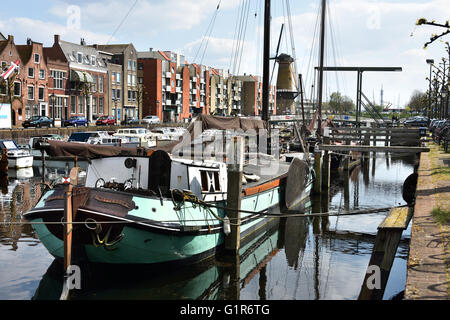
44, 140, 145, 158
156, 115, 267, 153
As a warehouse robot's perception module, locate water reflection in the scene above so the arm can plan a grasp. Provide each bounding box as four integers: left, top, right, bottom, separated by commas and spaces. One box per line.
0, 153, 417, 300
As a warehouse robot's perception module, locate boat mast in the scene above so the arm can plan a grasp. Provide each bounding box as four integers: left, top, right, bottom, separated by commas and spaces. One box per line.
317, 0, 326, 136
262, 0, 271, 124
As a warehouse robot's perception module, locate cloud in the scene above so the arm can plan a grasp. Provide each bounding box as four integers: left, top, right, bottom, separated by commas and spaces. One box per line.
0, 17, 113, 46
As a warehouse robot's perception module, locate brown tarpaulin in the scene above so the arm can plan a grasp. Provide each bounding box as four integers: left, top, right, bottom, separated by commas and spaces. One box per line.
155, 115, 267, 153
44, 140, 145, 158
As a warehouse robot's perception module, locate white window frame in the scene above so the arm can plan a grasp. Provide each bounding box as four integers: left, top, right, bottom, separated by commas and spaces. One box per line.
38, 86, 45, 101
91, 56, 96, 66
28, 67, 34, 78
39, 69, 45, 79
34, 53, 40, 64
77, 52, 83, 64
27, 86, 35, 100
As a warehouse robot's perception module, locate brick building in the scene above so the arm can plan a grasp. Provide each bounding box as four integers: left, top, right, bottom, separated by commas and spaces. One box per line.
16, 39, 50, 122
44, 35, 108, 126
0, 35, 24, 126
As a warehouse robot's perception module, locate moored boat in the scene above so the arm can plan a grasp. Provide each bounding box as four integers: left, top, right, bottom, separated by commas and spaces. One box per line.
0, 140, 34, 169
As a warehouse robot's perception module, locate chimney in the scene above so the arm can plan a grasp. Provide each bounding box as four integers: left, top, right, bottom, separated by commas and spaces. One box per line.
80, 38, 86, 46
54, 34, 60, 44
149, 48, 153, 52
7, 35, 14, 43
27, 38, 32, 45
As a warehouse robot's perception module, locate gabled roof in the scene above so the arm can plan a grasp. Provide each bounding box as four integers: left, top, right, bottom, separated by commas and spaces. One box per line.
16, 45, 33, 64
0, 32, 6, 41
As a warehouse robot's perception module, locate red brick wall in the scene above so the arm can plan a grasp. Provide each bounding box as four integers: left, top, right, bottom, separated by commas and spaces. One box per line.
138, 58, 162, 120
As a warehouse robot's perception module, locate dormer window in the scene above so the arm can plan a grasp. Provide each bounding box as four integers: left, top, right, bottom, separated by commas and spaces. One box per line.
77, 53, 82, 63
91, 56, 96, 66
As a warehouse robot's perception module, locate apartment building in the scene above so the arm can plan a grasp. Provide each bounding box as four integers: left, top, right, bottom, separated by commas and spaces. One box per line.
16, 39, 50, 122
44, 35, 108, 125
93, 44, 138, 122
138, 49, 190, 122
0, 35, 24, 126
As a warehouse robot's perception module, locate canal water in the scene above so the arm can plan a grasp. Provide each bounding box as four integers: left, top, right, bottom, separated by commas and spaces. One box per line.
0, 153, 416, 300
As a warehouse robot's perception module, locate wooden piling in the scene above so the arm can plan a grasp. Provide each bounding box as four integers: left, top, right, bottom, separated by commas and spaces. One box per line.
60, 167, 79, 300
313, 150, 322, 194
358, 206, 413, 300
225, 136, 244, 252
321, 137, 330, 192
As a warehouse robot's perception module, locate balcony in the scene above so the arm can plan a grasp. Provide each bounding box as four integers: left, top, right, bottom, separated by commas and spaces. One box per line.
192, 89, 197, 95
200, 90, 205, 95
176, 87, 182, 93
164, 85, 171, 91
165, 99, 172, 105
192, 77, 197, 82
165, 72, 171, 78
200, 101, 205, 107
200, 78, 205, 84
176, 74, 181, 80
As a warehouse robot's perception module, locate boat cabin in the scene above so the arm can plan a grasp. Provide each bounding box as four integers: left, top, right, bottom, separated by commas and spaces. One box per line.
84, 151, 228, 202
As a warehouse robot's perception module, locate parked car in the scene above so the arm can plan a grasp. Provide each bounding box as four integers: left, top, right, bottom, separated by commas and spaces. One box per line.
124, 117, 140, 125
141, 115, 160, 125
22, 116, 54, 128
96, 116, 116, 126
433, 120, 449, 142
404, 116, 429, 127
63, 116, 88, 127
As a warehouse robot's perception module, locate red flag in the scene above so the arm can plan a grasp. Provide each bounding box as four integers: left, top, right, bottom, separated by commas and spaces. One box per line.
1, 60, 20, 80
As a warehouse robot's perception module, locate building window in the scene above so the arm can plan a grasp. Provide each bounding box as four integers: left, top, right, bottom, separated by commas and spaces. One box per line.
28, 86, 34, 100
28, 67, 34, 78
132, 75, 136, 86
128, 60, 132, 70
77, 53, 82, 63
138, 63, 143, 70
128, 74, 132, 86
71, 96, 76, 114
0, 82, 6, 95
112, 89, 116, 100
116, 89, 121, 100
99, 76, 104, 93
54, 96, 63, 120
78, 96, 84, 114
116, 72, 121, 84
52, 70, 65, 89
92, 75, 97, 92
39, 69, 45, 79
112, 72, 116, 84
13, 82, 21, 97
92, 97, 97, 115
132, 61, 136, 71
99, 97, 104, 114
34, 53, 40, 64
91, 56, 96, 66
38, 87, 45, 101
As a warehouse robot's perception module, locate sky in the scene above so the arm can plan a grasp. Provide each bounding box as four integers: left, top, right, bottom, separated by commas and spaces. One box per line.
1, 0, 449, 108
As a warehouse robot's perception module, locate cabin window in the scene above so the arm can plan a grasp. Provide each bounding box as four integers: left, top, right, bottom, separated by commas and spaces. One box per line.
200, 170, 221, 192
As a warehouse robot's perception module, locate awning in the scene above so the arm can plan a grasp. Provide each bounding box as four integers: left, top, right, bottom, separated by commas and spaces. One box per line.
71, 70, 94, 83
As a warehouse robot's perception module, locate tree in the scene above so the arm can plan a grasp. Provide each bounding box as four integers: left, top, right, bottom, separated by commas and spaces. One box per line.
415, 18, 450, 48
327, 91, 355, 114
407, 90, 428, 113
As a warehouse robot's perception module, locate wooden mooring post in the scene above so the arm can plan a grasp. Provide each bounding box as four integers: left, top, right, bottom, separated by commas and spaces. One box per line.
321, 136, 331, 193
225, 136, 244, 252
60, 167, 80, 300
313, 149, 322, 194
358, 206, 413, 300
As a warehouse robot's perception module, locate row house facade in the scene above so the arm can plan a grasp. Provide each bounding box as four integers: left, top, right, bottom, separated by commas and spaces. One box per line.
0, 35, 51, 126
93, 44, 138, 122
17, 39, 50, 122
235, 74, 276, 116
44, 35, 108, 126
